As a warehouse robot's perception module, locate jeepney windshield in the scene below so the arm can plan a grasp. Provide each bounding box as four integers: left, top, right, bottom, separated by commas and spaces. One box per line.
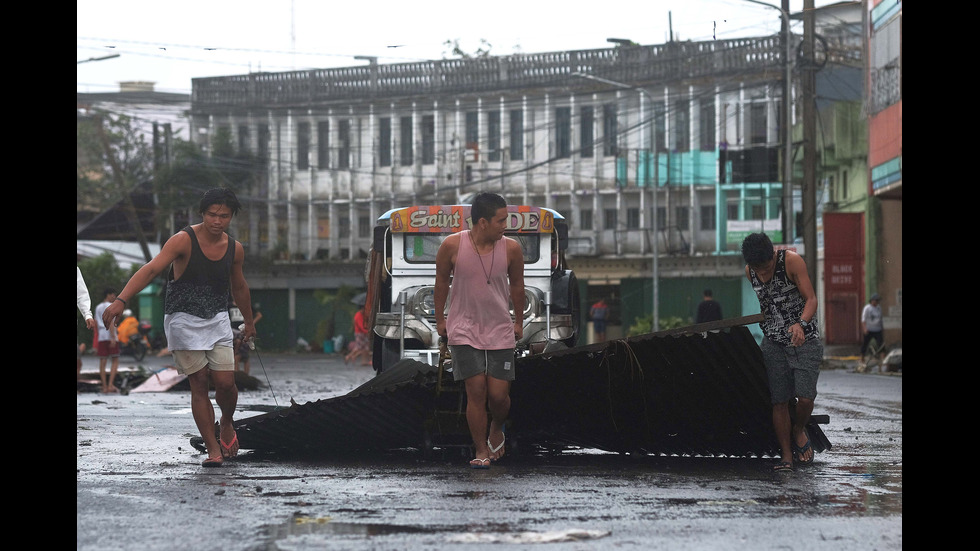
403, 233, 541, 264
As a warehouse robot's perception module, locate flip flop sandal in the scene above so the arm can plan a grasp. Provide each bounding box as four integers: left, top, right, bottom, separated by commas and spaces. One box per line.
772, 461, 793, 472
469, 457, 491, 470
487, 432, 506, 460
793, 438, 814, 465
220, 433, 239, 458
202, 456, 224, 468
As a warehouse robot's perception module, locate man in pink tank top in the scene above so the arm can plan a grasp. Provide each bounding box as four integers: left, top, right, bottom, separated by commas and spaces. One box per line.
435, 192, 525, 469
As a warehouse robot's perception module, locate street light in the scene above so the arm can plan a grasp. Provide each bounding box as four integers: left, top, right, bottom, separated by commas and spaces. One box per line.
742, 0, 794, 243
572, 71, 660, 332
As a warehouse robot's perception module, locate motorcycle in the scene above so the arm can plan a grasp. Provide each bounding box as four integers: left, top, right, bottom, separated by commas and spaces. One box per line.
119, 321, 153, 361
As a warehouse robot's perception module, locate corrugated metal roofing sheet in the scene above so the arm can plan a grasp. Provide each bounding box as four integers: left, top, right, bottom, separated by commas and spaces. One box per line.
226, 316, 831, 458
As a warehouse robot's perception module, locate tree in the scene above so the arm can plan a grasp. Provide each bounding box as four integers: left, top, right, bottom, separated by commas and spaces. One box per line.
77, 111, 154, 214
313, 286, 361, 346
154, 127, 263, 245
442, 38, 493, 59
78, 111, 157, 261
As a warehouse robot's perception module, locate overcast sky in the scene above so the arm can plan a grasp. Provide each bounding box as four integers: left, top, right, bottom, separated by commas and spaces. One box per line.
77, 0, 844, 95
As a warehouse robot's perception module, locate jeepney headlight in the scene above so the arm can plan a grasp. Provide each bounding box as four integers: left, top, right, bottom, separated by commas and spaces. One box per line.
415, 287, 437, 316
522, 289, 537, 317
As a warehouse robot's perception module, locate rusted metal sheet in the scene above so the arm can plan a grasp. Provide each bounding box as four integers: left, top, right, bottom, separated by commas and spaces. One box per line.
226, 315, 831, 458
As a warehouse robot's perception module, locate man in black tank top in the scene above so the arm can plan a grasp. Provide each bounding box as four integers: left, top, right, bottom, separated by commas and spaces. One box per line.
102, 188, 257, 468
742, 233, 823, 473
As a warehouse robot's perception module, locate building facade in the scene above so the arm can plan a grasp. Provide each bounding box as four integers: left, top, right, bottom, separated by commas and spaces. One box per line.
865, 0, 902, 347
181, 12, 897, 349
189, 37, 800, 339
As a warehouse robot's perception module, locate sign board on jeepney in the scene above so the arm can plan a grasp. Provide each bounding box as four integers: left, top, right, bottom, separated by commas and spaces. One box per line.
388, 205, 554, 234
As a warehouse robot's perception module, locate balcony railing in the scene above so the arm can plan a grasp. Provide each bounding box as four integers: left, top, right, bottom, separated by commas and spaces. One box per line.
192, 36, 787, 108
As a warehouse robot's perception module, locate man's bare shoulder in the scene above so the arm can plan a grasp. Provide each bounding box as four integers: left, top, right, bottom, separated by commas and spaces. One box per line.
440, 233, 461, 250
162, 230, 192, 254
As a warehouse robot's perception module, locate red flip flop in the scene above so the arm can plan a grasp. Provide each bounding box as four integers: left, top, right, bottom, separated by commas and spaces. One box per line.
202, 456, 224, 468
220, 433, 239, 458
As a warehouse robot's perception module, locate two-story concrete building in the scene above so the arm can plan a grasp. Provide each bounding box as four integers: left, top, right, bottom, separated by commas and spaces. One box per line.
188, 35, 805, 344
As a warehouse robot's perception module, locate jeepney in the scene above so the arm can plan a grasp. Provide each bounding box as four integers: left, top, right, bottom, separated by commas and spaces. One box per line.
364, 204, 579, 374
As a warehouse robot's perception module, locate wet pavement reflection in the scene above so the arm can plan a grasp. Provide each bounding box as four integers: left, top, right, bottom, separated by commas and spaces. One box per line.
77, 352, 901, 550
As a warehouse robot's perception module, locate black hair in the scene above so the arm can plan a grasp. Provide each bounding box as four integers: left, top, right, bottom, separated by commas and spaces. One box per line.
740, 232, 775, 266
198, 188, 242, 216
103, 288, 116, 298
703, 289, 713, 297
470, 192, 507, 224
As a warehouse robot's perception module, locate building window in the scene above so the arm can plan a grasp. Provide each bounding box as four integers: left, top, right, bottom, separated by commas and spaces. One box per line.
238, 125, 250, 154
356, 118, 363, 168
700, 98, 715, 150
466, 111, 479, 151
555, 107, 571, 158
580, 106, 594, 158
674, 99, 689, 152
727, 202, 739, 221
675, 206, 689, 228
339, 216, 350, 238
379, 118, 391, 167
656, 206, 667, 230
488, 111, 501, 161
400, 116, 413, 166
258, 124, 269, 160
603, 208, 618, 230
750, 101, 767, 145
603, 104, 618, 157
627, 207, 640, 230
580, 208, 593, 231
422, 115, 434, 165
359, 215, 371, 238
338, 119, 351, 169
317, 121, 329, 169
700, 205, 716, 230
297, 122, 311, 170
509, 109, 523, 161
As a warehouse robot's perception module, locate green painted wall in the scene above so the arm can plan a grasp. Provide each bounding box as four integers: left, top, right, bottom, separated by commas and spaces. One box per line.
618, 276, 744, 332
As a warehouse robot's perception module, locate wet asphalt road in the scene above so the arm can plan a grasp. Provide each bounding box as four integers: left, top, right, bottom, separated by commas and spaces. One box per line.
77, 350, 902, 550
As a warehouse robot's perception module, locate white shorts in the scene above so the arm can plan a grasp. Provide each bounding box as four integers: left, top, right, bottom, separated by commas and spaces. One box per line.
172, 346, 235, 376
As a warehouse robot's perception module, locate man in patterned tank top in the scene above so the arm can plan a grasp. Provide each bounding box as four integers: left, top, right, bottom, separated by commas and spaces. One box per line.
742, 233, 822, 473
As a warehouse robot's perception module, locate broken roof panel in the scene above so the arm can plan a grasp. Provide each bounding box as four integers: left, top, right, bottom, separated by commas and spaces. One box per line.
222, 317, 831, 459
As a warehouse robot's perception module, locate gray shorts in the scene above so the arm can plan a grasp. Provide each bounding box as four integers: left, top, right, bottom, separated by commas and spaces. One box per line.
449, 345, 516, 382
760, 337, 823, 404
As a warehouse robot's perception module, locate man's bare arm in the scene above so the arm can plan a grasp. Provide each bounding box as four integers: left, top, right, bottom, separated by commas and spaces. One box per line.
102, 232, 189, 329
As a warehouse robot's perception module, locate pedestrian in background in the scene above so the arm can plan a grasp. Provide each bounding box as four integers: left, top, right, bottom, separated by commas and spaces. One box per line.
94, 288, 121, 393
860, 293, 884, 371
344, 305, 372, 366
742, 233, 822, 472
590, 297, 609, 342
695, 288, 723, 323
102, 188, 257, 468
435, 192, 524, 469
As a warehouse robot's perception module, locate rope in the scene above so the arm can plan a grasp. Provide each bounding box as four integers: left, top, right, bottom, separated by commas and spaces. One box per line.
249, 339, 281, 410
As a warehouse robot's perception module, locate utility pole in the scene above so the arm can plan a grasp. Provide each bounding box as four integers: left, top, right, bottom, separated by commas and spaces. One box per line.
802, 0, 818, 285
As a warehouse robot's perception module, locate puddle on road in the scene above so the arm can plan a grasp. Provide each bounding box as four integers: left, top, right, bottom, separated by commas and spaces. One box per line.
262, 514, 431, 545
262, 513, 610, 547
